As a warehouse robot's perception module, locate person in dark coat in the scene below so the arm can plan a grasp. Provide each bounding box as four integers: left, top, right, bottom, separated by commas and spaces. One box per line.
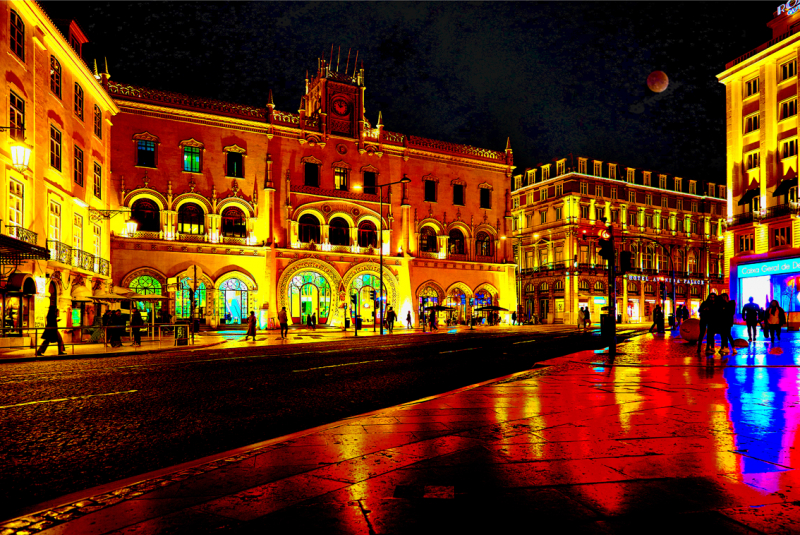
764, 299, 787, 344
311, 312, 316, 330
109, 310, 123, 348
37, 306, 66, 356
697, 293, 716, 354
742, 297, 761, 342
306, 313, 313, 329
716, 293, 736, 354
649, 305, 662, 333
245, 310, 257, 341
131, 309, 144, 347
429, 309, 437, 331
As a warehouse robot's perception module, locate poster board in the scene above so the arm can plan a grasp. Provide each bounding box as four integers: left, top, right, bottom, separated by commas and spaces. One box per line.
174, 324, 189, 346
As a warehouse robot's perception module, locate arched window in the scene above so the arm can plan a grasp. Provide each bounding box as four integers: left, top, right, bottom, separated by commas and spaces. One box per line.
448, 229, 465, 255
554, 280, 564, 291
329, 217, 350, 246
578, 279, 590, 291
419, 226, 438, 253
645, 283, 655, 294
539, 282, 549, 292
129, 275, 163, 318
177, 278, 206, 319
690, 286, 700, 296
221, 206, 246, 238
50, 56, 61, 98
594, 281, 605, 292
687, 252, 697, 274
676, 284, 687, 296
630, 245, 638, 269
627, 282, 639, 293
475, 232, 492, 257
524, 283, 536, 294
357, 221, 377, 248
131, 199, 161, 232
177, 203, 205, 235
299, 214, 320, 244
644, 246, 654, 270
675, 249, 685, 273
10, 10, 24, 60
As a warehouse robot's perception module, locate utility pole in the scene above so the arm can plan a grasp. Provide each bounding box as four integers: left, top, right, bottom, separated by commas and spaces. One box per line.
597, 218, 616, 355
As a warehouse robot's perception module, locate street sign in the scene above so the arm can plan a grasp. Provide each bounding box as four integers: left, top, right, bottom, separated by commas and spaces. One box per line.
174, 324, 189, 346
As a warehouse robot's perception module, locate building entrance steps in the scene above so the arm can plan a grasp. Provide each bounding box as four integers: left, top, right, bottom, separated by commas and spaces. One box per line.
7, 326, 800, 533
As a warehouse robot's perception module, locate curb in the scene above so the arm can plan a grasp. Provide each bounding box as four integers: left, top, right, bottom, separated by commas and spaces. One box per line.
0, 340, 227, 364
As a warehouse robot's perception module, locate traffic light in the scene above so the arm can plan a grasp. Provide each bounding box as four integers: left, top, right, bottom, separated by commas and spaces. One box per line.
597, 229, 614, 261
659, 282, 667, 301
350, 293, 358, 306
369, 289, 376, 300
619, 251, 633, 274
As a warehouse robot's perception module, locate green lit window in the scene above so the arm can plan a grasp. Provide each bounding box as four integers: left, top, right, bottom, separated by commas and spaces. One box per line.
129, 275, 163, 317
288, 271, 331, 324
177, 278, 206, 319
183, 146, 200, 172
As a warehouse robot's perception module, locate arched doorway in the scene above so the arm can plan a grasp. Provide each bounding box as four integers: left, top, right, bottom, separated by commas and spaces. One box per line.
417, 284, 440, 324
474, 288, 494, 324
445, 287, 468, 325
219, 278, 248, 324
176, 277, 206, 320
129, 274, 163, 323
350, 273, 387, 326
288, 271, 332, 325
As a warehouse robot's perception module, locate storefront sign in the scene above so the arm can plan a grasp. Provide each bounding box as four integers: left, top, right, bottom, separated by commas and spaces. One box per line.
627, 274, 704, 285
34, 277, 47, 295
738, 258, 800, 278
778, 0, 800, 16
593, 297, 607, 304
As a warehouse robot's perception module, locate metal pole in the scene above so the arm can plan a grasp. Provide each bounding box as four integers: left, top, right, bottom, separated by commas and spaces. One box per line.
379, 184, 384, 336
191, 265, 196, 345
607, 223, 617, 355
671, 245, 677, 321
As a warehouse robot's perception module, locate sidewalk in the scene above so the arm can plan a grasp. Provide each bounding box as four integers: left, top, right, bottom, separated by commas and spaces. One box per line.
7, 326, 800, 533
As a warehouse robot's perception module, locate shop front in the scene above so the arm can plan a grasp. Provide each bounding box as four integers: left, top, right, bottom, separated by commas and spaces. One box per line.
734, 257, 800, 313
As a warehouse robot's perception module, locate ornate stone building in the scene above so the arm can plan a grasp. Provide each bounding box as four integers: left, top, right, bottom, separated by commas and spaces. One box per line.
511, 157, 726, 324
718, 4, 800, 315
106, 57, 517, 328
0, 1, 118, 341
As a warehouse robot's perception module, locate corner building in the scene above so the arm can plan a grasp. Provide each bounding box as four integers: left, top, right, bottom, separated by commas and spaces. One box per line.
719, 4, 800, 314
0, 1, 118, 341
107, 57, 517, 328
511, 157, 726, 325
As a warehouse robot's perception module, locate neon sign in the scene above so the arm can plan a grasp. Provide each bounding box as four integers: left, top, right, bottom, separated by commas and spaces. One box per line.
777, 0, 800, 16
738, 258, 800, 278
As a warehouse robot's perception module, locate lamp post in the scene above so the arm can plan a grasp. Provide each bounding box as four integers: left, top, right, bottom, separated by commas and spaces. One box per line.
356, 175, 411, 335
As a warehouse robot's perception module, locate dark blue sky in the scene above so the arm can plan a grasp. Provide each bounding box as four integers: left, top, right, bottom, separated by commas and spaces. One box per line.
44, 2, 770, 183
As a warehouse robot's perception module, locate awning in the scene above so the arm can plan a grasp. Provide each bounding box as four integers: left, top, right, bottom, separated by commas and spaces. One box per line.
737, 188, 760, 206
0, 233, 50, 265
71, 285, 94, 301
773, 178, 797, 198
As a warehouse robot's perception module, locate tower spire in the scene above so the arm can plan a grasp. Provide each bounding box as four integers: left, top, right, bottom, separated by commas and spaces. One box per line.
377, 111, 383, 127
267, 89, 274, 109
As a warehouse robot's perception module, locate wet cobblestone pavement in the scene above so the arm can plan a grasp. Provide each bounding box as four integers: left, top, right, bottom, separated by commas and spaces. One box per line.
6, 326, 800, 533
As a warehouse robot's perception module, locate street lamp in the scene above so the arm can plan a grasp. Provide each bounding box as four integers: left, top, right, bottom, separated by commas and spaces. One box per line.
355, 174, 411, 335
10, 143, 31, 173
125, 218, 139, 237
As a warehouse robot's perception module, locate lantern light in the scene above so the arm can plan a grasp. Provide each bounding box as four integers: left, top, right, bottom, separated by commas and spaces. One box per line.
125, 218, 138, 236
10, 144, 31, 173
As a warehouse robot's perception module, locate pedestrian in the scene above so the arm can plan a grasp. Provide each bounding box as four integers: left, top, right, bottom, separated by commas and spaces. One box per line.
697, 293, 716, 354
717, 293, 736, 355
682, 305, 690, 323
278, 306, 289, 339
649, 305, 662, 333
764, 299, 787, 344
406, 310, 412, 329
131, 308, 143, 347
674, 305, 683, 330
245, 310, 257, 341
37, 306, 66, 356
386, 306, 396, 333
511, 311, 517, 326
742, 297, 760, 342
306, 313, 312, 329
110, 310, 124, 348
429, 309, 437, 331
311, 312, 316, 330
584, 307, 591, 331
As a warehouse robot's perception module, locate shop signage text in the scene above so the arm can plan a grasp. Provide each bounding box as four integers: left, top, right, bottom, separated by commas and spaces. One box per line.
738, 258, 800, 278
627, 274, 705, 285
778, 0, 800, 16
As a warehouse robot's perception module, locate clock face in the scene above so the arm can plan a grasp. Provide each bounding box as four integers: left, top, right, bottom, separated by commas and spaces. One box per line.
332, 98, 350, 116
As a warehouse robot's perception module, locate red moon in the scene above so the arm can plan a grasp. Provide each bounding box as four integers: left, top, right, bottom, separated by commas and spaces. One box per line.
647, 71, 669, 93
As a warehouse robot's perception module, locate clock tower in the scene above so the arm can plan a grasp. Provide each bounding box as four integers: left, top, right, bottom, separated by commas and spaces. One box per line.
303, 55, 366, 140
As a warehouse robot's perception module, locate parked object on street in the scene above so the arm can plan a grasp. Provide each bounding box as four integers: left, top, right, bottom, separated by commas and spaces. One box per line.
679, 318, 701, 342
732, 338, 749, 348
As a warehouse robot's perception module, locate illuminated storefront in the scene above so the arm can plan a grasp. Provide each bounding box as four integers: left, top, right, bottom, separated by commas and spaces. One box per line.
733, 258, 800, 312
288, 271, 332, 325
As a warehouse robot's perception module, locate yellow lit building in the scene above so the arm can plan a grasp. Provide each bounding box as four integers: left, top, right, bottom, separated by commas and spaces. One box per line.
1, 1, 118, 341
718, 4, 800, 313
511, 157, 726, 325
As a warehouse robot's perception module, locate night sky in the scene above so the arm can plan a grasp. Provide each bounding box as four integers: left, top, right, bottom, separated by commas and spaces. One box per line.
42, 1, 772, 183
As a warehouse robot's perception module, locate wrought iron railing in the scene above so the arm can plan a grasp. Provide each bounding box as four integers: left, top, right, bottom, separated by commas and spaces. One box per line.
475, 254, 494, 263
47, 240, 71, 264
221, 236, 247, 245
448, 252, 468, 261
765, 203, 798, 220
78, 249, 95, 271
177, 233, 207, 243
131, 230, 161, 240
97, 258, 110, 276
417, 251, 440, 259
727, 212, 759, 227
6, 224, 38, 245
331, 245, 351, 253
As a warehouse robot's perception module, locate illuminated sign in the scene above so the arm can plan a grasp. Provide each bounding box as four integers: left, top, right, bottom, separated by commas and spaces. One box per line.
738, 258, 800, 278
777, 0, 800, 16
593, 297, 607, 304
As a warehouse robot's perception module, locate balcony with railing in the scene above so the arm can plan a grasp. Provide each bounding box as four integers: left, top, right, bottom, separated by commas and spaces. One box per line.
764, 203, 799, 220
46, 240, 110, 276
6, 224, 38, 246
726, 212, 761, 227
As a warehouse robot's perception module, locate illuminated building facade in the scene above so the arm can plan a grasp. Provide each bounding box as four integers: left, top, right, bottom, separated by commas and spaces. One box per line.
106, 57, 516, 328
511, 157, 726, 324
0, 1, 118, 341
718, 4, 800, 314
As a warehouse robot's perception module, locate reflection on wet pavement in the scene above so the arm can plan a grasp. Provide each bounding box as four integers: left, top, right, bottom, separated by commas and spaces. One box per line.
7, 326, 800, 533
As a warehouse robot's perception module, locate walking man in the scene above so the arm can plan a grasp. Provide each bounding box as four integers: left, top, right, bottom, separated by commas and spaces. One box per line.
406, 310, 412, 329
245, 310, 257, 341
742, 297, 760, 342
311, 312, 317, 330
584, 307, 591, 331
278, 306, 289, 340
697, 293, 716, 354
649, 305, 662, 333
386, 306, 396, 333
37, 306, 66, 356
131, 308, 144, 347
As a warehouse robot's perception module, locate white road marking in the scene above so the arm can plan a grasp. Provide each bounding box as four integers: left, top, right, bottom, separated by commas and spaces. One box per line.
513, 340, 536, 344
439, 348, 479, 354
293, 359, 382, 373
0, 389, 138, 409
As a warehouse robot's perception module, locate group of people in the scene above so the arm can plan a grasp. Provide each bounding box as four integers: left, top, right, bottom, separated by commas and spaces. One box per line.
648, 305, 689, 333
37, 306, 145, 356
578, 307, 592, 331
741, 297, 787, 344
305, 312, 317, 330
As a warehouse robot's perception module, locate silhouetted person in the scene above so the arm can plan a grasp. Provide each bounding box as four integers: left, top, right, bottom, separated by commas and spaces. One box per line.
37, 306, 65, 356
765, 299, 786, 344
742, 297, 761, 341
131, 309, 143, 347
697, 293, 716, 354
245, 310, 257, 341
